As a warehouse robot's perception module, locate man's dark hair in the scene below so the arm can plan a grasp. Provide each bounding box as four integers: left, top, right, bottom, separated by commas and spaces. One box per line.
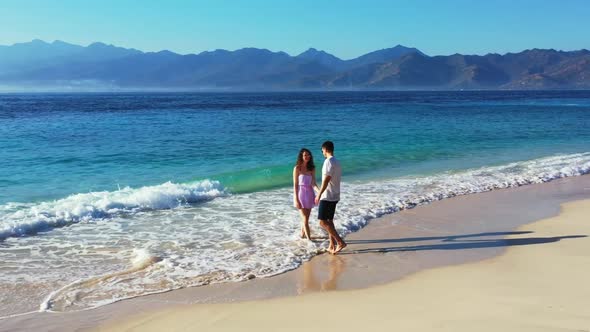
321, 141, 334, 153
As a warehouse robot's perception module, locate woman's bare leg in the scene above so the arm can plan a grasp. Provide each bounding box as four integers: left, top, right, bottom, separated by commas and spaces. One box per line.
299, 209, 312, 240
301, 208, 312, 240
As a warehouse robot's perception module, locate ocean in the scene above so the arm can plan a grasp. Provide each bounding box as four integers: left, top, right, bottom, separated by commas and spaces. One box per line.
1, 91, 589, 317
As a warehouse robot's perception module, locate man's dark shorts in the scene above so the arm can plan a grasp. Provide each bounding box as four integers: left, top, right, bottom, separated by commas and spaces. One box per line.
318, 200, 338, 220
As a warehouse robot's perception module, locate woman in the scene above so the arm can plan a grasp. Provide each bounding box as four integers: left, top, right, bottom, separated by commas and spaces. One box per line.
293, 148, 319, 240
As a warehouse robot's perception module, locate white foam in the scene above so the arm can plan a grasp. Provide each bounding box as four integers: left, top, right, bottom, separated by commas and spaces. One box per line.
0, 180, 226, 239
39, 247, 163, 313
131, 248, 160, 269
3, 152, 590, 314
333, 152, 590, 238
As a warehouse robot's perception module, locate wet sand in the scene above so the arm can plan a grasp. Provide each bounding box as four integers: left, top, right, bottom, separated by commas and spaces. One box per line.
101, 199, 590, 332
2, 175, 590, 331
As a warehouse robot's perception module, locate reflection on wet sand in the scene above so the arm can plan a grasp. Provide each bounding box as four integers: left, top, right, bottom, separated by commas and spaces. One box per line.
298, 255, 345, 294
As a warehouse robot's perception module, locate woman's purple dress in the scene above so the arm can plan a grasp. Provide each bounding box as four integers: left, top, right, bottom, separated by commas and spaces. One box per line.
296, 174, 315, 209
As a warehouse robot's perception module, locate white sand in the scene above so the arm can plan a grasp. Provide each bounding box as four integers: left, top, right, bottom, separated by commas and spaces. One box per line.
99, 200, 590, 332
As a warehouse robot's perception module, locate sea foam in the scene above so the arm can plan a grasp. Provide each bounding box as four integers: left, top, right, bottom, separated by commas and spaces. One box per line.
2, 153, 590, 315
28, 152, 590, 313
0, 180, 225, 240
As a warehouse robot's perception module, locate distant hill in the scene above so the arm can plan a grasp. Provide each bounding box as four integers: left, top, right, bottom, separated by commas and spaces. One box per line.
344, 45, 424, 69
0, 40, 588, 90
0, 40, 141, 77
296, 48, 345, 70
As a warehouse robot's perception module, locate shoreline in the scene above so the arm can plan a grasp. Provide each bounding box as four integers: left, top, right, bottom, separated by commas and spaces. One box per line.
101, 198, 590, 332
2, 174, 590, 331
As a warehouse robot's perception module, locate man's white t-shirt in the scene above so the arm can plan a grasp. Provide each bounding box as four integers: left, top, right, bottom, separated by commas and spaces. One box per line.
321, 156, 341, 201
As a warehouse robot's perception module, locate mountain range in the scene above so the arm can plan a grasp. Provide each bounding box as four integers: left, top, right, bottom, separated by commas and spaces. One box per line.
1, 39, 589, 90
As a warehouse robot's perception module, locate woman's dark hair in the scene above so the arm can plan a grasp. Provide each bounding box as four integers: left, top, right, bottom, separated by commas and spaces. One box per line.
296, 148, 315, 171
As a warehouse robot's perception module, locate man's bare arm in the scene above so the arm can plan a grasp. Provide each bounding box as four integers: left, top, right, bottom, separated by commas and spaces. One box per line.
315, 175, 331, 204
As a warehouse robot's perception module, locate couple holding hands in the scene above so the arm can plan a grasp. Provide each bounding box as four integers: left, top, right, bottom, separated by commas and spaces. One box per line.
293, 141, 347, 254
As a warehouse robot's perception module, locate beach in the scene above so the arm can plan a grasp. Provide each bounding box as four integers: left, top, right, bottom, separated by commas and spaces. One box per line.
1, 91, 589, 331
3, 91, 589, 318
3, 174, 588, 331
100, 200, 590, 332
2, 3, 589, 331
98, 181, 590, 331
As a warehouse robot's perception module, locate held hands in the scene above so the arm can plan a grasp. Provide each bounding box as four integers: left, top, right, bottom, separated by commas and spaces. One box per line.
314, 196, 320, 205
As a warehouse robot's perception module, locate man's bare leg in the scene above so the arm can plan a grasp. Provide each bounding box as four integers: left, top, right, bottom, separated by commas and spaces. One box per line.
329, 235, 337, 252
319, 219, 335, 252
319, 219, 346, 253
328, 232, 337, 253
328, 219, 347, 253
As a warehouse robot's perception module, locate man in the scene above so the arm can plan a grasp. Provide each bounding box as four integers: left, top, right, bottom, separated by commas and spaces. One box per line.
315, 141, 347, 254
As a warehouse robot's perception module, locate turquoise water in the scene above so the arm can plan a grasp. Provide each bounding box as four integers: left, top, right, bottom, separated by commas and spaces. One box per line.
0, 91, 589, 315
2, 91, 589, 203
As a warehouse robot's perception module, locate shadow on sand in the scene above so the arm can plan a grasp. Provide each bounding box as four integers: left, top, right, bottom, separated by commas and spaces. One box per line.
341, 231, 587, 255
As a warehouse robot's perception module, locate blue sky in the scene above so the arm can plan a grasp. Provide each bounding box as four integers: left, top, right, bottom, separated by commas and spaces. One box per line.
1, 0, 588, 59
